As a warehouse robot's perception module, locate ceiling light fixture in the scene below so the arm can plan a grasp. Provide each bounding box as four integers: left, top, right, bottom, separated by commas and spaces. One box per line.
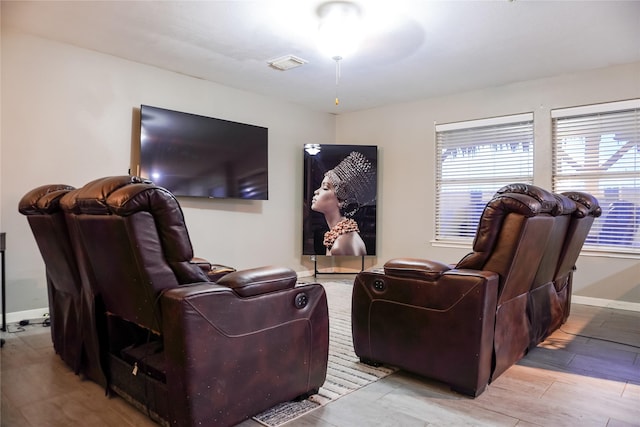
316, 1, 363, 106
317, 1, 362, 59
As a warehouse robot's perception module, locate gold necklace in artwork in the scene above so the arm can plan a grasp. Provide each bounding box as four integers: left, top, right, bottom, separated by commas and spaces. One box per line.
323, 218, 360, 250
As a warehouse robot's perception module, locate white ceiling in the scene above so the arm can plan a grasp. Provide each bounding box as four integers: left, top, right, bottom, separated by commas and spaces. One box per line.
4, 0, 640, 114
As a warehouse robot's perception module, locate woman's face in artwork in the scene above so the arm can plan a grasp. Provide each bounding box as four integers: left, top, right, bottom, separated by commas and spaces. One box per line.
311, 176, 341, 215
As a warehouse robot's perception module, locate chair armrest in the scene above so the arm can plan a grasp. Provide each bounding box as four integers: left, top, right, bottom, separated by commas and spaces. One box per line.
383, 257, 451, 281
356, 267, 497, 311
206, 264, 236, 282
216, 266, 297, 297
191, 257, 236, 281
160, 281, 329, 426
191, 257, 211, 271
352, 267, 498, 396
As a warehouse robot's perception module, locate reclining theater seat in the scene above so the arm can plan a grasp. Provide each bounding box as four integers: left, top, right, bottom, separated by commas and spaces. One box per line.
60, 176, 329, 427
528, 190, 601, 346
352, 183, 566, 397
18, 184, 107, 387
553, 191, 601, 320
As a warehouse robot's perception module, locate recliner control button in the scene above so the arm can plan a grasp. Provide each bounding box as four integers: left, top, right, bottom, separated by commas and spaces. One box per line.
294, 292, 308, 308
373, 279, 385, 291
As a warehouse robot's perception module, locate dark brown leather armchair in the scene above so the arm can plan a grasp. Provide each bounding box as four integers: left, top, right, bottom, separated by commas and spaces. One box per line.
18, 184, 107, 386
552, 191, 601, 316
528, 190, 601, 346
352, 184, 598, 397
55, 176, 329, 426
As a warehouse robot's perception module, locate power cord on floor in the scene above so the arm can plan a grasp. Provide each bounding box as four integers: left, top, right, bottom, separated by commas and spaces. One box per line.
5, 314, 52, 334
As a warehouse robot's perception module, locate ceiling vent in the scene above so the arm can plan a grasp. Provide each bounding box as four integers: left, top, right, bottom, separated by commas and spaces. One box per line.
267, 55, 308, 71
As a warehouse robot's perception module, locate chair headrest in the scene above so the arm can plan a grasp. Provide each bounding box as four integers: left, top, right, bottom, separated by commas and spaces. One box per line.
18, 184, 75, 215
60, 175, 157, 215
456, 184, 560, 271
561, 191, 602, 218
494, 183, 562, 216
60, 176, 205, 285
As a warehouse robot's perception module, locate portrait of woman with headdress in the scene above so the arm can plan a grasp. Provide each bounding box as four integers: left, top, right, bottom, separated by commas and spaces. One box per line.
304, 146, 377, 256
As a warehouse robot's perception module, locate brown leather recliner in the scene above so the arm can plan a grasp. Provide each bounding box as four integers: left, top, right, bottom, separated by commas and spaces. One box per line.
528, 190, 601, 346
59, 176, 329, 427
18, 185, 107, 386
352, 183, 598, 397
553, 191, 602, 321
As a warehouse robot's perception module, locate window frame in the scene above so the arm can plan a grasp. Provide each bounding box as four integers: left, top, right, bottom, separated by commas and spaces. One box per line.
551, 99, 640, 257
434, 113, 534, 246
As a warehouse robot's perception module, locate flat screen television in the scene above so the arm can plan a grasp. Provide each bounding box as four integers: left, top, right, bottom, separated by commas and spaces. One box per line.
139, 105, 268, 200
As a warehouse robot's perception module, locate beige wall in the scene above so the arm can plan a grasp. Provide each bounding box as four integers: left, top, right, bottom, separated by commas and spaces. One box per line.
1, 30, 334, 313
336, 61, 640, 305
2, 28, 639, 316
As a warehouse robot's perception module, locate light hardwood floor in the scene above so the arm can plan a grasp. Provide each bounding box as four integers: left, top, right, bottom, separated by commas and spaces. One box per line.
2, 296, 639, 427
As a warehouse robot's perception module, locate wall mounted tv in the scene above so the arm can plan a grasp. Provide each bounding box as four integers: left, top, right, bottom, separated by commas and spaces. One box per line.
139, 105, 268, 200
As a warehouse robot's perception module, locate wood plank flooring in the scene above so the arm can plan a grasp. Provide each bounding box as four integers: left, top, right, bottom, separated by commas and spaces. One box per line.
2, 300, 639, 427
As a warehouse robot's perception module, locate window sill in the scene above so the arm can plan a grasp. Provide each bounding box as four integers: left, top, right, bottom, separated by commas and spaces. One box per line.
430, 240, 473, 250
432, 241, 640, 260
580, 248, 640, 260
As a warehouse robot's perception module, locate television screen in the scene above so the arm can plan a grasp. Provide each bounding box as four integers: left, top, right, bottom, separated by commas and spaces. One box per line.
139, 105, 268, 200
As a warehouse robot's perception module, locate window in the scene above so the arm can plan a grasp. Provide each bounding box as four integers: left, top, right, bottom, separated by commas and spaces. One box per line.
552, 99, 640, 254
435, 113, 534, 243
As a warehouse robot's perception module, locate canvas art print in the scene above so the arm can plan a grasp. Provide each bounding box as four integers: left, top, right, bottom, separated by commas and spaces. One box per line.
303, 144, 377, 256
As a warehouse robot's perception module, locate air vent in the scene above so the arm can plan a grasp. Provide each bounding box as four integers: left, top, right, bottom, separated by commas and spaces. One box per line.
267, 55, 308, 71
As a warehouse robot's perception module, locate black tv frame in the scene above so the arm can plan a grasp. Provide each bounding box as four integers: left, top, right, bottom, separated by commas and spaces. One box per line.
139, 105, 268, 200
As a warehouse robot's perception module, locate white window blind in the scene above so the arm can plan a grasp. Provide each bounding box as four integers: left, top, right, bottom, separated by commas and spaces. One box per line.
435, 113, 534, 242
552, 100, 640, 254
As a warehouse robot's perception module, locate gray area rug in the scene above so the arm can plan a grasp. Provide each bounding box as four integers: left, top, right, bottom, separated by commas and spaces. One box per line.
252, 280, 396, 427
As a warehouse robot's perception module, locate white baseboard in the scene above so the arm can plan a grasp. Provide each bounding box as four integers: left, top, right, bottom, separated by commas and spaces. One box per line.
297, 270, 315, 279
5, 307, 49, 325
297, 269, 361, 279
572, 296, 640, 312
